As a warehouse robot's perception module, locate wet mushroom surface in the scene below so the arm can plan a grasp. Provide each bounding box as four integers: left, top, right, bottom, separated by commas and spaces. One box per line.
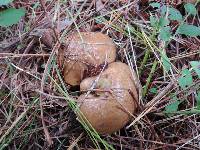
58, 32, 116, 86
78, 62, 138, 134
58, 32, 138, 134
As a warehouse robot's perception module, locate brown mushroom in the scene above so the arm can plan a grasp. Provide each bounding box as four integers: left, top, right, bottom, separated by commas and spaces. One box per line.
78, 62, 138, 134
58, 32, 116, 86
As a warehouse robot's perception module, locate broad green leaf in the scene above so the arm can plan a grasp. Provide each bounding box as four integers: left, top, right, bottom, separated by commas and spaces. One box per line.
178, 69, 193, 89
0, 0, 13, 6
165, 101, 180, 112
160, 6, 182, 21
190, 61, 200, 78
168, 7, 183, 21
184, 3, 197, 15
158, 17, 170, 27
196, 91, 200, 110
161, 53, 171, 72
164, 97, 180, 116
150, 2, 161, 8
161, 5, 167, 16
177, 24, 200, 37
0, 8, 25, 27
159, 26, 171, 41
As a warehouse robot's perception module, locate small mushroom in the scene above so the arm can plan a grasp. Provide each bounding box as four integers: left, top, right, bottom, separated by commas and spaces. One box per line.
58, 32, 116, 86
78, 62, 138, 134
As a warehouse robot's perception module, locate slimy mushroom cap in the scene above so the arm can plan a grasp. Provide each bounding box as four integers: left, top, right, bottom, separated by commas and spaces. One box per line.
58, 32, 116, 86
78, 62, 138, 134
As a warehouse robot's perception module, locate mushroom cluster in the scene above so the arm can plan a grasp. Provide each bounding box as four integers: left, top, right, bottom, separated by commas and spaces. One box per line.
58, 32, 138, 134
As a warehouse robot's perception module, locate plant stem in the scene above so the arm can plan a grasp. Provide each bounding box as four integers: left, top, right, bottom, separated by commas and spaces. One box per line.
142, 60, 158, 98
138, 49, 150, 76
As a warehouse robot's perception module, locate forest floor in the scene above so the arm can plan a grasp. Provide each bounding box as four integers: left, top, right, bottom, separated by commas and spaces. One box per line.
0, 0, 200, 149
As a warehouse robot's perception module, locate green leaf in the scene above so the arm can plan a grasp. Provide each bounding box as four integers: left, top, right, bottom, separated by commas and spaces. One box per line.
184, 3, 197, 15
161, 53, 171, 72
150, 2, 161, 8
178, 69, 193, 89
168, 7, 183, 21
190, 61, 200, 78
0, 0, 13, 6
0, 8, 25, 27
164, 97, 180, 116
160, 6, 182, 21
165, 101, 180, 112
159, 26, 171, 41
149, 87, 157, 94
196, 91, 200, 110
32, 2, 40, 9
161, 5, 167, 16
158, 17, 170, 27
177, 24, 200, 37
150, 15, 158, 27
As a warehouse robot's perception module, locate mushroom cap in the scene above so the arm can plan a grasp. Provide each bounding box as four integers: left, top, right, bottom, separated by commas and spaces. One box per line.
78, 62, 138, 134
58, 32, 116, 86
63, 60, 87, 86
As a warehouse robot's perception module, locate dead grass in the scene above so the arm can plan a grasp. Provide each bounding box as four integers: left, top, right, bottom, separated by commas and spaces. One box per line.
0, 0, 200, 149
